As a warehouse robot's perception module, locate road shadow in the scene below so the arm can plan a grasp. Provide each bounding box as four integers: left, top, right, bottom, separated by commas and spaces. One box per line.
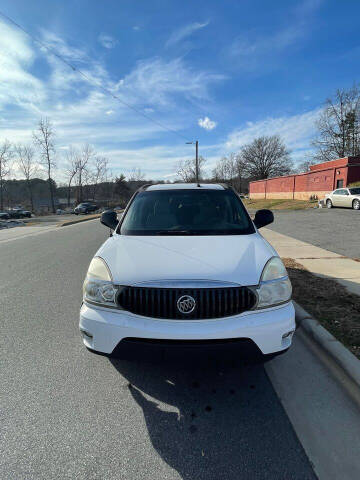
109, 348, 315, 480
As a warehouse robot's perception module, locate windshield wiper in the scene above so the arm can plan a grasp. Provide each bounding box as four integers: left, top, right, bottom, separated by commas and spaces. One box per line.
156, 230, 193, 235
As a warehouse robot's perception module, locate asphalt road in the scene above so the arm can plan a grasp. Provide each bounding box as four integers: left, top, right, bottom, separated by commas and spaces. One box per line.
267, 207, 360, 258
0, 220, 316, 480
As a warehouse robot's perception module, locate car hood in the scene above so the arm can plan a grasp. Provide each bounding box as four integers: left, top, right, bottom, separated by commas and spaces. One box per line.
95, 232, 277, 287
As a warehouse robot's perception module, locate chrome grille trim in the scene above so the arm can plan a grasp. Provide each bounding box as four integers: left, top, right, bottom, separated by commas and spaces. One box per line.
117, 286, 256, 320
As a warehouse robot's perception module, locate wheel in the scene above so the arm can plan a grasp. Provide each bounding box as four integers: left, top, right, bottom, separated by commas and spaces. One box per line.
353, 199, 360, 210
326, 199, 333, 209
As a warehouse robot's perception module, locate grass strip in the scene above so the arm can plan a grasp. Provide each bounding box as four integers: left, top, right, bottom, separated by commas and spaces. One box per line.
283, 257, 360, 359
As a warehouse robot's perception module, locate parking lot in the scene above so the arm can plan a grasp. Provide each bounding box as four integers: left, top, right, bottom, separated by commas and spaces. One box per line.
266, 208, 360, 259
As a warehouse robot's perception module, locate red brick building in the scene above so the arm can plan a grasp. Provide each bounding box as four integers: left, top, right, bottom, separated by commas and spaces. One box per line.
249, 156, 360, 200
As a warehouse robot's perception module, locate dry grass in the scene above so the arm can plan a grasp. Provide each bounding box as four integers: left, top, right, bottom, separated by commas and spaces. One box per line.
243, 198, 318, 210
283, 258, 360, 358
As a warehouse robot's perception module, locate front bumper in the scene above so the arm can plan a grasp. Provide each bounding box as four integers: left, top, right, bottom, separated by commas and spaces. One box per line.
79, 301, 295, 356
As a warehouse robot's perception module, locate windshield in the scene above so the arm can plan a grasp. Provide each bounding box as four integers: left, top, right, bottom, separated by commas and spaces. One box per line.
349, 188, 360, 195
119, 189, 255, 236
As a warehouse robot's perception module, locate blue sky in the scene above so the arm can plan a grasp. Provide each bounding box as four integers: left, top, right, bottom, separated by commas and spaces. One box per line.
1, 0, 360, 180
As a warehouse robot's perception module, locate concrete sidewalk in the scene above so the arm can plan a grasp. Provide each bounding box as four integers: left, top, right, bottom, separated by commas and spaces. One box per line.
262, 228, 360, 295
266, 329, 360, 480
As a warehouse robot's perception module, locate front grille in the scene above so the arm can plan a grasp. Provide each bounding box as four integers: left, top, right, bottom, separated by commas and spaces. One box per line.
117, 286, 256, 320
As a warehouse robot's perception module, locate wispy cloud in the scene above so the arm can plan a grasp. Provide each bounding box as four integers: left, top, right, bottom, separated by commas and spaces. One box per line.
0, 20, 45, 110
228, 0, 323, 71
166, 21, 209, 47
225, 108, 322, 158
198, 116, 217, 130
295, 0, 323, 16
232, 26, 302, 57
229, 25, 303, 71
117, 57, 225, 106
41, 30, 88, 61
0, 19, 226, 180
98, 33, 118, 49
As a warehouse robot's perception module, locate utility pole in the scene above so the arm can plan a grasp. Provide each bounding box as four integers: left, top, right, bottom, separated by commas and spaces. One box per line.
186, 140, 200, 186
195, 140, 199, 186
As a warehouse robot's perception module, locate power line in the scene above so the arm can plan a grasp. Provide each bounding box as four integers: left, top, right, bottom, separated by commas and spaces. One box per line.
0, 10, 191, 142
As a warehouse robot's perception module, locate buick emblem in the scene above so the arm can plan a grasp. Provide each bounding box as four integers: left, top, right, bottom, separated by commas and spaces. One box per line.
177, 295, 196, 314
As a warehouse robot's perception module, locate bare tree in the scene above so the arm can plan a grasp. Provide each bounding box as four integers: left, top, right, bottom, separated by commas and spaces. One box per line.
240, 135, 292, 179
33, 118, 56, 213
89, 156, 108, 201
64, 146, 78, 207
213, 155, 236, 182
75, 144, 95, 202
212, 153, 247, 192
176, 156, 206, 182
128, 167, 145, 182
234, 154, 247, 192
295, 160, 312, 173
15, 144, 38, 211
313, 85, 360, 162
0, 140, 12, 211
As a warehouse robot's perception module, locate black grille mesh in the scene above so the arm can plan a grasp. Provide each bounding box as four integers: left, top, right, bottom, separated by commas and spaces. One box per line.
117, 286, 256, 320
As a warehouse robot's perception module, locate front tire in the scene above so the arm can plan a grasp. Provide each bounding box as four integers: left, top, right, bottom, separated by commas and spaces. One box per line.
353, 199, 360, 210
326, 199, 333, 209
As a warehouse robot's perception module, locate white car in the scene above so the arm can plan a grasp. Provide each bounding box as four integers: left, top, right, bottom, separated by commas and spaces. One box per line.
79, 184, 295, 360
324, 187, 360, 209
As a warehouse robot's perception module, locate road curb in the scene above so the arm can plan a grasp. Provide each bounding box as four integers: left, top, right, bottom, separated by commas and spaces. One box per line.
293, 300, 360, 389
58, 215, 101, 227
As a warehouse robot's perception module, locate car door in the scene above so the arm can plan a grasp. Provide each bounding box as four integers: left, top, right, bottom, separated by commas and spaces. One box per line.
331, 189, 342, 206
342, 189, 352, 208
335, 189, 347, 207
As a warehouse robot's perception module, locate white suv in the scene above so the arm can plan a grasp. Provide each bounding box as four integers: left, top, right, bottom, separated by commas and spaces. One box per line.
79, 184, 295, 359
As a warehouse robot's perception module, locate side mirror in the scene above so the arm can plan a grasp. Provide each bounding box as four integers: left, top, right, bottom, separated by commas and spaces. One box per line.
100, 210, 118, 230
254, 209, 274, 229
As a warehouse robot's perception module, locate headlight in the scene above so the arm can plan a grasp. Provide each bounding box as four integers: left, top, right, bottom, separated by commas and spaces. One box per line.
83, 257, 118, 308
255, 257, 292, 309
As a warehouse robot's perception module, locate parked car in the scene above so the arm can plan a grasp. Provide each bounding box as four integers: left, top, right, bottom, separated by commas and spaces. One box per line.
19, 209, 32, 218
0, 212, 10, 220
80, 183, 295, 360
74, 202, 98, 215
6, 208, 32, 218
7, 209, 23, 219
325, 187, 360, 209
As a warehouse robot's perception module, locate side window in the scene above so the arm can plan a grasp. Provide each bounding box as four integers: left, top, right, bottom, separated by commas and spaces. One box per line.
333, 190, 340, 195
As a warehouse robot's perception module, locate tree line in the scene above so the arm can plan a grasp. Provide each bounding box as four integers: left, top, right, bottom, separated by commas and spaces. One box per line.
2, 83, 360, 212
178, 83, 360, 187
0, 118, 113, 213
176, 135, 292, 190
